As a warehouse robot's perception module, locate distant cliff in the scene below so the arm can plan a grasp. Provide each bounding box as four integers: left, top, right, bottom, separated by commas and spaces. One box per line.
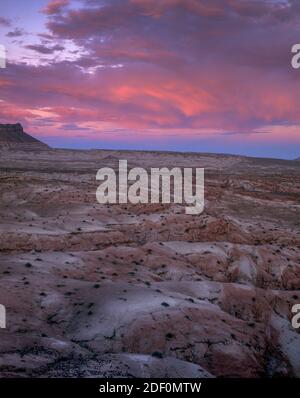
0, 123, 49, 149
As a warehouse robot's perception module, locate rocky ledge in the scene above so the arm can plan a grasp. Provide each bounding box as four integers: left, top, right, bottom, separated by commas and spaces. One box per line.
0, 123, 49, 149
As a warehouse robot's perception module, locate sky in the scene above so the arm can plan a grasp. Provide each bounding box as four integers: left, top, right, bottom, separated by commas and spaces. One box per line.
0, 0, 300, 159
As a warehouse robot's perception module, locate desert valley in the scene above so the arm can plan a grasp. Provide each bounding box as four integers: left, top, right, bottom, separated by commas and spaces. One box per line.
0, 124, 299, 378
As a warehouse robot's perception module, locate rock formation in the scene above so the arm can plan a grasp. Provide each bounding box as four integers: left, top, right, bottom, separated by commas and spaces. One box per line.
0, 123, 48, 149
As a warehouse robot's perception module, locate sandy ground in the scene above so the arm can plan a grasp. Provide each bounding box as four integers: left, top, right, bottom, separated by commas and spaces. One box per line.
0, 148, 299, 378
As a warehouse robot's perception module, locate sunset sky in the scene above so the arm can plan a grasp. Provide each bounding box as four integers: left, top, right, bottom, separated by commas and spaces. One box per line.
0, 0, 300, 158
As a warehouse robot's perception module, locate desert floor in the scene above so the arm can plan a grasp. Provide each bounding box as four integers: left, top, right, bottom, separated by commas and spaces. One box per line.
0, 148, 299, 377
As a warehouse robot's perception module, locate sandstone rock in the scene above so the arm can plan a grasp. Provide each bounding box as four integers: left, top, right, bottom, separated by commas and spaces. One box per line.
0, 148, 299, 378
0, 123, 49, 150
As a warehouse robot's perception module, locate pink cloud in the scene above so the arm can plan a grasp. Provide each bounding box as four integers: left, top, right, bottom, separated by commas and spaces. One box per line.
43, 0, 69, 15
1, 0, 300, 157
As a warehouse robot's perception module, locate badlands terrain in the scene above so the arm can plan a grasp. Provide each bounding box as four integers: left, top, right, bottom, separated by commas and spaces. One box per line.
0, 127, 300, 378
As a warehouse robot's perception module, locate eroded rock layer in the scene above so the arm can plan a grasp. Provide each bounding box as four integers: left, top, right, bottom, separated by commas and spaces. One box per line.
0, 148, 299, 377
0, 123, 48, 150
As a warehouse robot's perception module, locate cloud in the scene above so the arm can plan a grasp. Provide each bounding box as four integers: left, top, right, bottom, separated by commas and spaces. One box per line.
0, 17, 11, 27
1, 53, 300, 133
1, 0, 300, 157
6, 28, 25, 38
44, 0, 297, 73
59, 122, 92, 131
25, 44, 65, 54
43, 0, 70, 15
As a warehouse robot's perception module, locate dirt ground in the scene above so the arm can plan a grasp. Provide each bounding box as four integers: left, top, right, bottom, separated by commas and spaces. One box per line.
0, 148, 299, 377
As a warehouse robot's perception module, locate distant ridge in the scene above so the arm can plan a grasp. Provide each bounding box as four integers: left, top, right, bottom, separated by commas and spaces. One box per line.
0, 123, 49, 149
